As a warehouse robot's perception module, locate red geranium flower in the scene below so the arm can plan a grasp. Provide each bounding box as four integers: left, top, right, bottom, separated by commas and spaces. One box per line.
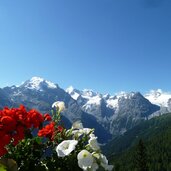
1, 116, 17, 132
44, 113, 52, 121
38, 122, 55, 141
12, 125, 25, 146
27, 109, 44, 128
0, 133, 11, 157
0, 146, 7, 157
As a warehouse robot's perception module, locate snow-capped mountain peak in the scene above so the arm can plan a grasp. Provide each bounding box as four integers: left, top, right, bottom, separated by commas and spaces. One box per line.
82, 89, 98, 97
105, 92, 137, 109
21, 77, 57, 91
66, 87, 143, 113
66, 86, 80, 100
66, 86, 74, 94
66, 87, 103, 114
66, 86, 101, 101
115, 91, 136, 99
106, 96, 119, 109
145, 89, 171, 107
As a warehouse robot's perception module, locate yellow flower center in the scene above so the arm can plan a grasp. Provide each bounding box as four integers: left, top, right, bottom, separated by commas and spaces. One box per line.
83, 153, 87, 158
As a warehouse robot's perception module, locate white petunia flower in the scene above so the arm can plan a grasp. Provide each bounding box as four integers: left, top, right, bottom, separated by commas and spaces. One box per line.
100, 153, 108, 165
56, 140, 78, 157
80, 128, 92, 135
100, 154, 114, 171
92, 152, 113, 170
92, 152, 100, 159
88, 136, 100, 151
89, 133, 96, 138
72, 130, 83, 137
101, 163, 114, 171
90, 162, 99, 171
72, 128, 93, 137
77, 150, 94, 170
72, 120, 83, 129
52, 101, 65, 112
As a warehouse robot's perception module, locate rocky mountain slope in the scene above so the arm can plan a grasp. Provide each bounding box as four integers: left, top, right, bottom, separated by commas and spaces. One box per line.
66, 86, 160, 136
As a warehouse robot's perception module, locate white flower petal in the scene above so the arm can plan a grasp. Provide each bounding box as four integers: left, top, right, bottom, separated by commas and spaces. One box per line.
81, 128, 92, 135
99, 154, 114, 171
77, 150, 94, 170
88, 137, 100, 151
56, 140, 78, 157
52, 101, 65, 112
90, 162, 99, 171
92, 152, 100, 159
89, 133, 96, 138
101, 163, 114, 171
72, 130, 83, 137
72, 120, 83, 129
100, 154, 108, 165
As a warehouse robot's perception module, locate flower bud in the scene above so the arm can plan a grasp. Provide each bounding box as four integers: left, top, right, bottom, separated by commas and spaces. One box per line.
52, 101, 65, 112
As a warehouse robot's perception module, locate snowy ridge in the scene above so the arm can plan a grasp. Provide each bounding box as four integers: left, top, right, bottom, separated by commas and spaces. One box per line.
67, 86, 171, 110
106, 91, 137, 109
21, 77, 57, 90
66, 87, 138, 112
106, 96, 119, 109
145, 89, 171, 107
66, 86, 102, 106
66, 86, 99, 100
66, 86, 171, 132
66, 86, 80, 100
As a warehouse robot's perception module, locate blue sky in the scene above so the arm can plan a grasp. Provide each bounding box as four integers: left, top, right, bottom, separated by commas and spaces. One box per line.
0, 0, 171, 94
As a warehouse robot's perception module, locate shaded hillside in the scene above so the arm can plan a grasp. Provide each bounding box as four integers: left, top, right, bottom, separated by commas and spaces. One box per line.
103, 113, 171, 171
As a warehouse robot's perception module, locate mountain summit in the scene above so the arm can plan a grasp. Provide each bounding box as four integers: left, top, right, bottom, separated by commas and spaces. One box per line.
20, 77, 57, 91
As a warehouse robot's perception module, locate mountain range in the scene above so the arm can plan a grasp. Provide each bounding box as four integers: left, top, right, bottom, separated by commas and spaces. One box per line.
0, 77, 171, 143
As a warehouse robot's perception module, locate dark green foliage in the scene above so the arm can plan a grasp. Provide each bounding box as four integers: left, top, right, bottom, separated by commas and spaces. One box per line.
5, 137, 46, 171
103, 113, 171, 171
134, 139, 148, 171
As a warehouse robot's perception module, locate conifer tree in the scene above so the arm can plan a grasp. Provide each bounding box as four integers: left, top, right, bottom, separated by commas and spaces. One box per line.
134, 139, 148, 171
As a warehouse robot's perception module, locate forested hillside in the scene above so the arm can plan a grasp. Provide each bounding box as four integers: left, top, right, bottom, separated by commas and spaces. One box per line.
103, 113, 171, 171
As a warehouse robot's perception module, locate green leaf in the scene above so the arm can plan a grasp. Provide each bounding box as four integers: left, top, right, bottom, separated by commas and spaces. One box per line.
0, 164, 7, 171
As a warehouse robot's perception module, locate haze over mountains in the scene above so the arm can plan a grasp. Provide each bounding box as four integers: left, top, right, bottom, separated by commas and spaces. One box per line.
0, 77, 171, 143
